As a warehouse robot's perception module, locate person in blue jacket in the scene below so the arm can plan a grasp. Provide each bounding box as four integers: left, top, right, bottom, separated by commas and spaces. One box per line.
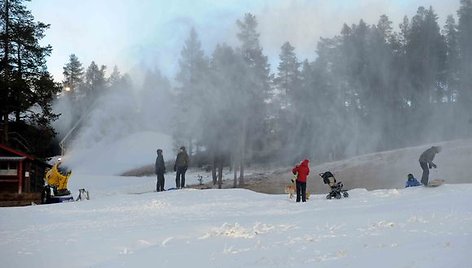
405, 173, 421, 188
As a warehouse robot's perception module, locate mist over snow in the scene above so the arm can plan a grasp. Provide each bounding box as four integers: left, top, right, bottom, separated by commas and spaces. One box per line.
308, 139, 472, 193
48, 0, 472, 178
52, 74, 174, 175
3, 1, 470, 267
65, 131, 172, 175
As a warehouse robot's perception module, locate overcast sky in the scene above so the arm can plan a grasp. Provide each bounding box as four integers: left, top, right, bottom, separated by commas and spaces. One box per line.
28, 0, 461, 83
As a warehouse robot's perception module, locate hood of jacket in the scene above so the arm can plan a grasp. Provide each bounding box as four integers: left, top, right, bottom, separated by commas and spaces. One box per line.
300, 159, 310, 167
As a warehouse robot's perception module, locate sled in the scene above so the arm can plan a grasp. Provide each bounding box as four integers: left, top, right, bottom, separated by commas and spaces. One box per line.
426, 179, 445, 187
166, 187, 180, 191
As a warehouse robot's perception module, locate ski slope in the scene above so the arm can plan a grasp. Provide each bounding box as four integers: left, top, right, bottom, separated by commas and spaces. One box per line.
0, 176, 471, 268
1, 138, 472, 267
255, 139, 472, 195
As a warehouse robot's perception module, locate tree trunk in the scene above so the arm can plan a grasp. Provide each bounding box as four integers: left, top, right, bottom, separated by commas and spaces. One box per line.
239, 158, 244, 186
217, 157, 223, 189
238, 118, 247, 186
15, 41, 21, 123
211, 154, 217, 185
188, 137, 193, 158
2, 114, 8, 143
233, 152, 238, 188
2, 0, 10, 144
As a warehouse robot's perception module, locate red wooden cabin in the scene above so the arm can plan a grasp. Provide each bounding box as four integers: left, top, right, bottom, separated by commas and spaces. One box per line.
0, 144, 51, 205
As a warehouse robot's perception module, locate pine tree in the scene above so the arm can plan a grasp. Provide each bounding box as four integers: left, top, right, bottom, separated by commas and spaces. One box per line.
0, 0, 60, 155
275, 42, 300, 105
272, 41, 301, 161
108, 65, 131, 91
174, 27, 209, 156
140, 68, 172, 131
107, 66, 120, 91
84, 61, 107, 98
62, 54, 84, 95
443, 15, 460, 102
235, 13, 270, 182
457, 0, 472, 107
206, 44, 249, 188
407, 6, 447, 106
367, 17, 402, 151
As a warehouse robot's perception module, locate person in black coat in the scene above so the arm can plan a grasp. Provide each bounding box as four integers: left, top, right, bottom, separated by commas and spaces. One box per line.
419, 146, 441, 186
155, 149, 166, 191
174, 146, 189, 188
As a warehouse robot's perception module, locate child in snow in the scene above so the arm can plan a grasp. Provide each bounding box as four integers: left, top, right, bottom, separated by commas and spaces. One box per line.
292, 159, 310, 202
405, 173, 421, 188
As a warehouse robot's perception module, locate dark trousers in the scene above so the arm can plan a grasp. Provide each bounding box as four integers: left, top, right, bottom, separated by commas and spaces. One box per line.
156, 172, 165, 191
176, 167, 187, 188
420, 161, 429, 186
296, 181, 307, 202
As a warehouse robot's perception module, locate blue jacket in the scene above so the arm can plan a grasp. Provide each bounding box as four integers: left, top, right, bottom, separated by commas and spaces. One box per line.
405, 177, 421, 187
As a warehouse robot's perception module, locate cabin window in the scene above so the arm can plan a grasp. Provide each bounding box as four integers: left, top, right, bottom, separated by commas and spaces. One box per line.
0, 162, 18, 176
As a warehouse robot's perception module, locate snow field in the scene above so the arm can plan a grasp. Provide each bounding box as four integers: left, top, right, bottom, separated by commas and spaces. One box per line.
0, 180, 471, 268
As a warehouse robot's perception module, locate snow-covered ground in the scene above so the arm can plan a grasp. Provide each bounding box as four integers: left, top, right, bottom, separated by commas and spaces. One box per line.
1, 137, 472, 267
1, 173, 472, 267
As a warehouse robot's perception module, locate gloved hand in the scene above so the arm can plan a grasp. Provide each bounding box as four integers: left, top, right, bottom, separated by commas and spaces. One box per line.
291, 179, 295, 183
428, 163, 432, 169
432, 163, 437, 168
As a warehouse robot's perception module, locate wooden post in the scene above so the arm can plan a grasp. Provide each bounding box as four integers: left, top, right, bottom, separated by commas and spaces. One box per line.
18, 160, 23, 194
24, 162, 30, 192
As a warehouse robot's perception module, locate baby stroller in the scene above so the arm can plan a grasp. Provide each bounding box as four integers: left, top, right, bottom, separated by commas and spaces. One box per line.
319, 171, 349, 199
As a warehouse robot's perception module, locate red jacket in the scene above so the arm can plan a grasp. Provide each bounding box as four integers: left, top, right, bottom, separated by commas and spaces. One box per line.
292, 159, 310, 183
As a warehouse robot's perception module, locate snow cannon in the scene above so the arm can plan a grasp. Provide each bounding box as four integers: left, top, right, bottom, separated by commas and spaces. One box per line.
41, 160, 74, 204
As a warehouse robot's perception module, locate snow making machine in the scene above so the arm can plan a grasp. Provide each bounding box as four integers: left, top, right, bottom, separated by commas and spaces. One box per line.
41, 159, 74, 204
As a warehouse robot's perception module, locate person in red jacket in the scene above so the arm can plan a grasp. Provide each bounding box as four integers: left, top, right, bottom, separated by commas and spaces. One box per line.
292, 159, 310, 202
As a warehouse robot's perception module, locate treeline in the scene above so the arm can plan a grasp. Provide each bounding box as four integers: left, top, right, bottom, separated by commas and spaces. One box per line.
171, 1, 472, 187
2, 0, 472, 180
